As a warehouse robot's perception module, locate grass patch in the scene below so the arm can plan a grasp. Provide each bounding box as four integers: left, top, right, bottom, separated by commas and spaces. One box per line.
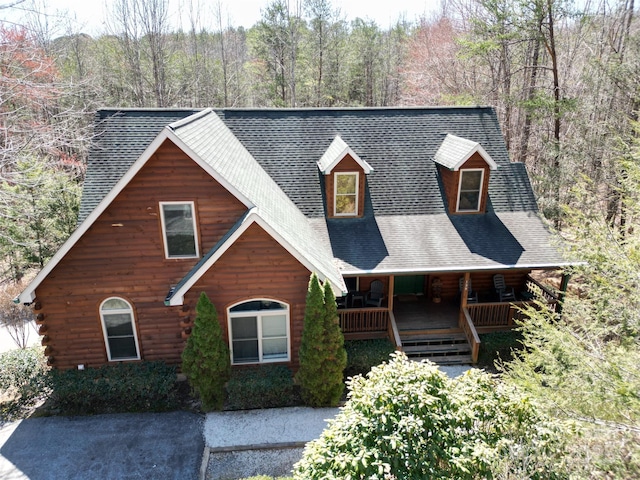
477, 330, 523, 371
226, 365, 300, 410
344, 338, 395, 378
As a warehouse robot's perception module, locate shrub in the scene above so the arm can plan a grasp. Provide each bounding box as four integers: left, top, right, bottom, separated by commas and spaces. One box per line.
48, 361, 178, 415
296, 274, 347, 407
181, 292, 231, 411
293, 352, 568, 480
226, 365, 299, 410
0, 346, 48, 420
344, 338, 395, 378
478, 330, 523, 370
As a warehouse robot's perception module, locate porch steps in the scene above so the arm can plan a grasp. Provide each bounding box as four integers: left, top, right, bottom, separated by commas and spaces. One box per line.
400, 330, 473, 365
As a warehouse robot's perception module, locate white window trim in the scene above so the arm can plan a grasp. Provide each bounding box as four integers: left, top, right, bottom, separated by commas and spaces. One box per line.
227, 299, 291, 365
159, 201, 200, 259
334, 171, 359, 217
456, 168, 485, 213
99, 297, 141, 362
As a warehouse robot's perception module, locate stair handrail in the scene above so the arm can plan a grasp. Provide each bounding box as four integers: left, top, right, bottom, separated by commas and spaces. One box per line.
461, 307, 481, 364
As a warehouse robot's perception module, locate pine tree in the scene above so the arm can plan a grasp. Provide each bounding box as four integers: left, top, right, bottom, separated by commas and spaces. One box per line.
296, 272, 346, 407
181, 292, 230, 411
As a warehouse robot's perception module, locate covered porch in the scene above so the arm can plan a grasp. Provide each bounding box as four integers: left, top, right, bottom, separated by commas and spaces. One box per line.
337, 271, 564, 364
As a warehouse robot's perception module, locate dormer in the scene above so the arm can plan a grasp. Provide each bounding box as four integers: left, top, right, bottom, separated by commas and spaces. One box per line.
318, 136, 373, 218
434, 134, 498, 214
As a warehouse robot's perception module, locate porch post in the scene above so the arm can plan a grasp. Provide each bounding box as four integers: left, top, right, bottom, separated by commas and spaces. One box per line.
388, 275, 395, 311
557, 271, 570, 316
459, 271, 470, 325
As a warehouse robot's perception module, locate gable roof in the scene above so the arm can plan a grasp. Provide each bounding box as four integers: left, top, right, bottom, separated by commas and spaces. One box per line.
17, 109, 346, 304
434, 133, 498, 171
19, 106, 567, 305
317, 135, 373, 174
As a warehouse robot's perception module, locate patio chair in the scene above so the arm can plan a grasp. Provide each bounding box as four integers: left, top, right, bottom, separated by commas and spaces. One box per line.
365, 280, 384, 307
459, 277, 478, 303
493, 274, 516, 302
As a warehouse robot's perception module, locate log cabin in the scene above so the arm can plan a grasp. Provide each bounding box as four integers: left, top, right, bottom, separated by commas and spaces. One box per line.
17, 107, 570, 369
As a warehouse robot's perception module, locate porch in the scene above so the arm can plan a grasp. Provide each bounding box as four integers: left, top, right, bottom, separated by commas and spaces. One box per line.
337, 273, 562, 364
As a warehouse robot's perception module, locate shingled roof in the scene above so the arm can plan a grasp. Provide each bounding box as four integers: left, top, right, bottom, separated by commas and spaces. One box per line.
80, 106, 565, 278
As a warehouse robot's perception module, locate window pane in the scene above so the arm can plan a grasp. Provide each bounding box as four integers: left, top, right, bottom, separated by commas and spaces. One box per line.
230, 300, 285, 312
335, 195, 356, 214
459, 192, 480, 211
104, 313, 134, 336
232, 339, 259, 363
231, 316, 257, 340
108, 337, 137, 359
262, 314, 286, 337
102, 298, 129, 310
460, 170, 482, 190
163, 203, 197, 257
336, 174, 356, 194
263, 338, 287, 358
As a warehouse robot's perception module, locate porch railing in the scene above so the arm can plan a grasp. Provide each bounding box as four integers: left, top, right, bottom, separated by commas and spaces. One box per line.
467, 275, 560, 327
338, 307, 389, 334
460, 308, 480, 363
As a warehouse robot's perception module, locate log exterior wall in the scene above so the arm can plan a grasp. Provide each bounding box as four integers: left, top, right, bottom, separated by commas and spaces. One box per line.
184, 222, 312, 371
439, 152, 491, 214
325, 154, 366, 218
34, 140, 249, 369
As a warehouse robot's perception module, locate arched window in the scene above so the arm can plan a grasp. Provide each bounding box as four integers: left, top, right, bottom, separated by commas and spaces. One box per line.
228, 299, 290, 365
100, 297, 140, 361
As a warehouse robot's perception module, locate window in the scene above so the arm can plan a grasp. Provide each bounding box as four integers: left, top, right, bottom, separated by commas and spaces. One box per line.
456, 169, 484, 212
228, 300, 290, 365
100, 297, 140, 361
160, 202, 199, 258
334, 172, 358, 216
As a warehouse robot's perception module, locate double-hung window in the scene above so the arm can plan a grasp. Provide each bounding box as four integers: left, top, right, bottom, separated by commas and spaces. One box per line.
100, 297, 140, 361
334, 172, 358, 216
456, 169, 484, 212
228, 300, 290, 365
160, 202, 199, 258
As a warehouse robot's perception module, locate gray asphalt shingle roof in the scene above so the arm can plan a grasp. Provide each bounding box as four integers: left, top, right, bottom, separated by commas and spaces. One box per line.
80, 106, 565, 278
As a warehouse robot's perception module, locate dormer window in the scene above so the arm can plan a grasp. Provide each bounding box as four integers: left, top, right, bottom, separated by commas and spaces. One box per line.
433, 134, 498, 215
457, 169, 484, 212
318, 136, 373, 218
334, 172, 359, 216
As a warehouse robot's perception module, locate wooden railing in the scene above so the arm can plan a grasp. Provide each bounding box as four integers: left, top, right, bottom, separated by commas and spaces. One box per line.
387, 311, 402, 350
460, 308, 480, 363
338, 307, 389, 334
524, 275, 559, 311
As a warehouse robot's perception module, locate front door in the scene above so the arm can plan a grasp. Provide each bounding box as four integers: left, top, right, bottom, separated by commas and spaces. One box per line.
394, 275, 425, 296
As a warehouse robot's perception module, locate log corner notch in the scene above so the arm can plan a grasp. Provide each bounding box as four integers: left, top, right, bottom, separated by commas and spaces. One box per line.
179, 304, 192, 340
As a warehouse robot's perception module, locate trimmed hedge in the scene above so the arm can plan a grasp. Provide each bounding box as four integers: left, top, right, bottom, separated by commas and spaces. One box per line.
344, 338, 395, 378
47, 361, 178, 415
226, 365, 299, 410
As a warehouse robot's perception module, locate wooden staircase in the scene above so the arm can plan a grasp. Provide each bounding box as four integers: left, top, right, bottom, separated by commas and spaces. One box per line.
400, 329, 473, 365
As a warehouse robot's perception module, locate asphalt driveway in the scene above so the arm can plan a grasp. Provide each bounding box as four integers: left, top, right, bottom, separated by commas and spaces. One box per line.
0, 411, 204, 480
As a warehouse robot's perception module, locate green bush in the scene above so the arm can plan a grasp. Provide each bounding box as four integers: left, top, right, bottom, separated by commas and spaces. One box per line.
48, 361, 178, 415
344, 338, 395, 378
226, 365, 299, 410
294, 352, 568, 479
478, 330, 523, 370
0, 346, 48, 420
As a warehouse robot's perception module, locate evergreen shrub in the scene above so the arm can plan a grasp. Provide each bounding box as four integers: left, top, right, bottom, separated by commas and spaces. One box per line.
48, 361, 178, 415
226, 365, 299, 410
344, 338, 395, 378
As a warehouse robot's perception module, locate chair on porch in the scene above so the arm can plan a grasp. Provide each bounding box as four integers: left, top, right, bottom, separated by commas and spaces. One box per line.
493, 274, 516, 302
365, 280, 384, 307
459, 277, 478, 303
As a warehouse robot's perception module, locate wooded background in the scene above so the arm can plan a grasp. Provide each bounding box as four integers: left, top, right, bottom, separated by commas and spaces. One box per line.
0, 0, 637, 276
